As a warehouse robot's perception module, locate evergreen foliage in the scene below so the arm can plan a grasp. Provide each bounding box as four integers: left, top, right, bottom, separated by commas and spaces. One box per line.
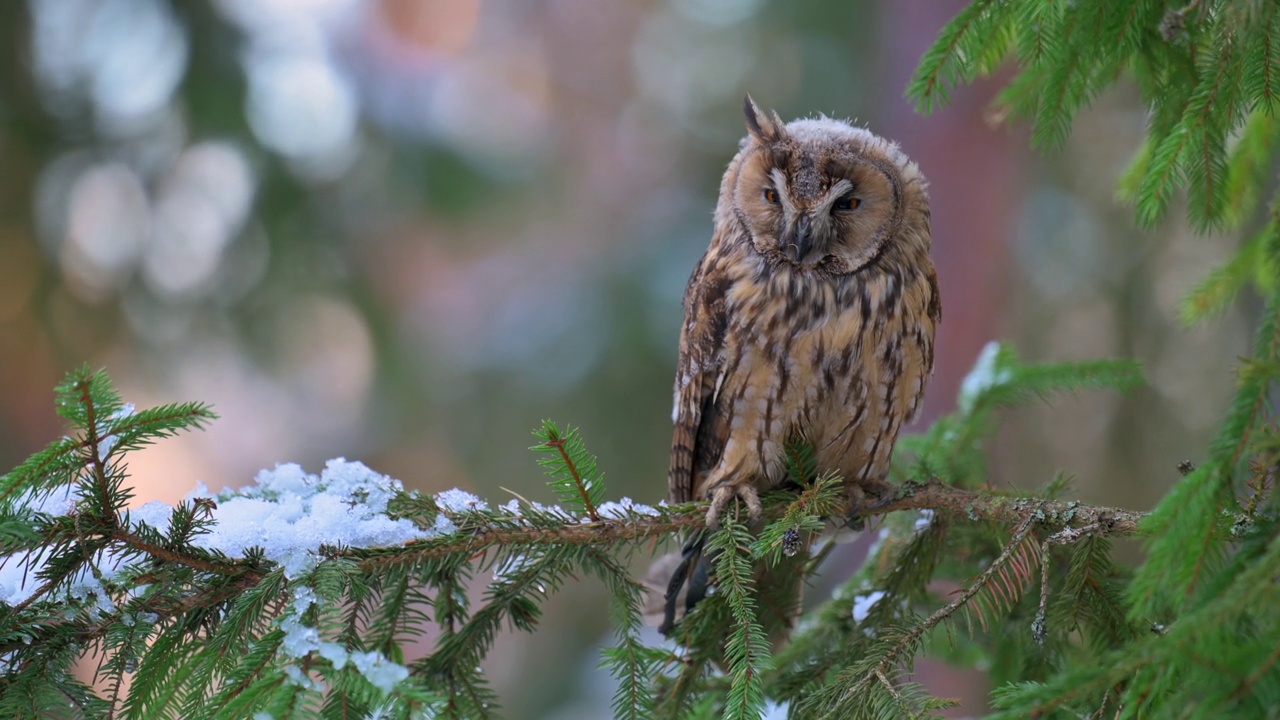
0, 350, 1143, 719
3, 1, 1280, 717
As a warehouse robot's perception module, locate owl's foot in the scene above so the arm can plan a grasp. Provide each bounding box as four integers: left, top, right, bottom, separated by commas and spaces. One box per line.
706, 482, 762, 528
844, 479, 899, 530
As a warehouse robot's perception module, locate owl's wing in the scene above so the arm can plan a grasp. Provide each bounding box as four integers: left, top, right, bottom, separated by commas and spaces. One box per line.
668, 250, 732, 504
901, 266, 943, 425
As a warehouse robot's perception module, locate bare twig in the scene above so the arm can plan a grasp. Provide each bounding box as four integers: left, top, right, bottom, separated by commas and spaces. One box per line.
1034, 521, 1106, 645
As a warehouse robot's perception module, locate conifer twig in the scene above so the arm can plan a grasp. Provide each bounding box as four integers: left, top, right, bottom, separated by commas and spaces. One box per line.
77, 377, 118, 532
1035, 521, 1105, 645
543, 431, 601, 522
108, 527, 249, 576
892, 515, 1036, 667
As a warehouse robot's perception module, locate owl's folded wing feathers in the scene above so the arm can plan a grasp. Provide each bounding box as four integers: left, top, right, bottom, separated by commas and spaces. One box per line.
668, 249, 733, 504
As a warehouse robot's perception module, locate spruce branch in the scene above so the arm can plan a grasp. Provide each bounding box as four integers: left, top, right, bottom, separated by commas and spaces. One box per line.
852, 514, 1038, 704
709, 516, 771, 720
0, 568, 267, 658
808, 515, 1039, 712
0, 352, 1255, 718
0, 472, 1160, 667
349, 479, 1149, 574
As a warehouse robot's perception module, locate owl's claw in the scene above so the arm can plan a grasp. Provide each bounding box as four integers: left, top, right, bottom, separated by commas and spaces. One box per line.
844, 480, 898, 530
705, 483, 762, 527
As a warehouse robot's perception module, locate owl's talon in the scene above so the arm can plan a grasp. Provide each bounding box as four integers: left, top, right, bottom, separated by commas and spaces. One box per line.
844, 481, 897, 529
705, 484, 762, 527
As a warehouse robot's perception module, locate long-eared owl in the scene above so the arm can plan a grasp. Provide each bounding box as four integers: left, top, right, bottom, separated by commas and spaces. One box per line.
659, 97, 940, 636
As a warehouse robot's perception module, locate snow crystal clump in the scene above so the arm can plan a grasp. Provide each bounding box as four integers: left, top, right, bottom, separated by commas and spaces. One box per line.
433, 513, 459, 535
129, 500, 175, 532
319, 641, 349, 669
594, 497, 660, 520
280, 615, 322, 658
350, 650, 409, 693
852, 590, 886, 624
497, 499, 575, 521
283, 664, 321, 690
0, 459, 439, 609
436, 488, 489, 513
191, 458, 433, 578
0, 485, 83, 604
15, 484, 77, 517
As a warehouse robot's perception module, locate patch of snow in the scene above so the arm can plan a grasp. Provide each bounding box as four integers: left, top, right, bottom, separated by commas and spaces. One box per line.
280, 614, 322, 658
130, 500, 175, 532
0, 458, 437, 605
594, 497, 660, 520
852, 590, 886, 624
319, 641, 349, 669
433, 513, 459, 536
17, 484, 77, 516
283, 663, 321, 690
435, 488, 489, 513
190, 459, 433, 579
350, 650, 409, 693
958, 341, 1010, 413
914, 509, 935, 534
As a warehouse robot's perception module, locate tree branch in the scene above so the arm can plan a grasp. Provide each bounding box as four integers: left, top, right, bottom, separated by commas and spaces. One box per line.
3, 479, 1149, 659
859, 514, 1040, 700
352, 478, 1148, 571
877, 479, 1147, 536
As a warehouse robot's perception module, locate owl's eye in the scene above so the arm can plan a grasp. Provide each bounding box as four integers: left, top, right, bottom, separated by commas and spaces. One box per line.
833, 197, 861, 212
763, 188, 780, 204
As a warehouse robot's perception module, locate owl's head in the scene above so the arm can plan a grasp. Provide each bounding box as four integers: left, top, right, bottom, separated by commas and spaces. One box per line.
724, 96, 930, 276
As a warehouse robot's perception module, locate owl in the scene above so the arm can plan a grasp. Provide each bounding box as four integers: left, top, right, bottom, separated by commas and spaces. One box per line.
658, 97, 939, 637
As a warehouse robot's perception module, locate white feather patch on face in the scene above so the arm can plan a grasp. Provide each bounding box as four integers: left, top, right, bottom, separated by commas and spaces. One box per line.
820, 179, 855, 212
769, 168, 798, 218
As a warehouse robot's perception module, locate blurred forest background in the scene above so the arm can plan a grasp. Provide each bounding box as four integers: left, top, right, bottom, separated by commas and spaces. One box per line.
0, 0, 1255, 716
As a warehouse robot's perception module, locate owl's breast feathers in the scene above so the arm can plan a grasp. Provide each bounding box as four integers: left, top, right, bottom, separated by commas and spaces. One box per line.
668, 235, 938, 505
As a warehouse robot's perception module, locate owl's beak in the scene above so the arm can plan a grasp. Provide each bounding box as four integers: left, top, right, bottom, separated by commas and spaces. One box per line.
784, 213, 817, 264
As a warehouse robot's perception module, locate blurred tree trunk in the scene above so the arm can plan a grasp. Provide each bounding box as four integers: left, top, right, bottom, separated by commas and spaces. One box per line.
874, 0, 1027, 714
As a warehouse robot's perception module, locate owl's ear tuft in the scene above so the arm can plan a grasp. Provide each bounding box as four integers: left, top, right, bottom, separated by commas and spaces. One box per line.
744, 95, 785, 145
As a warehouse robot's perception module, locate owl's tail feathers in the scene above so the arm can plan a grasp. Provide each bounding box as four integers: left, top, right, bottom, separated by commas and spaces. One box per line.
645, 530, 711, 636
643, 529, 807, 652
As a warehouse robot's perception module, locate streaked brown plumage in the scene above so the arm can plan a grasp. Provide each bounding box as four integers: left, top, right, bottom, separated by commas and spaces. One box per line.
657, 97, 939, 638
